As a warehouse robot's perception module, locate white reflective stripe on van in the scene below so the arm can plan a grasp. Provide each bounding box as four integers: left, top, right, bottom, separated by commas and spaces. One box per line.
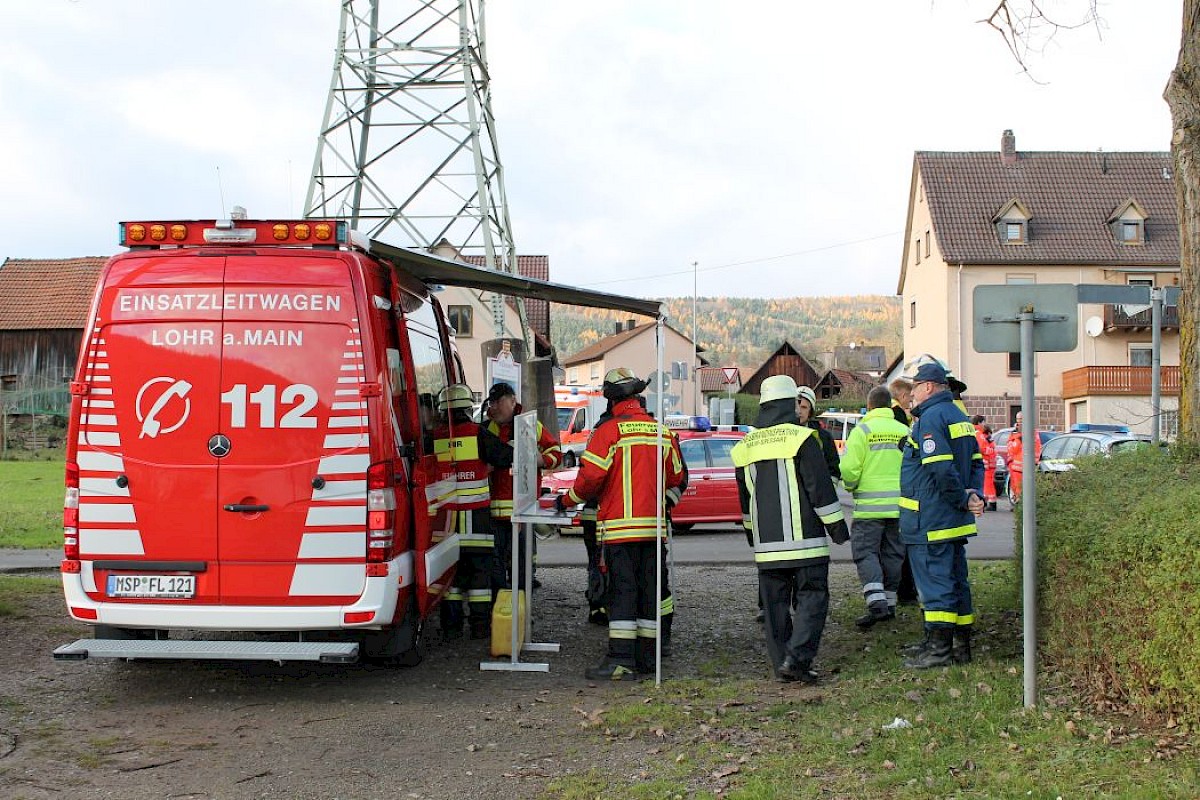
80, 478, 130, 497
83, 399, 115, 409
81, 414, 118, 426
328, 416, 369, 428
289, 564, 365, 596
90, 387, 113, 396
305, 505, 366, 527
311, 480, 367, 500
79, 431, 120, 446
337, 376, 358, 384
78, 451, 125, 472
331, 401, 367, 411
79, 529, 144, 555
425, 533, 460, 584
323, 433, 369, 449
317, 454, 371, 475
298, 531, 365, 559
79, 504, 137, 524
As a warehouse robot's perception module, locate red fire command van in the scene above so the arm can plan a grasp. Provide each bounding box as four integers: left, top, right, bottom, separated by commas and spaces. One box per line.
54, 217, 467, 664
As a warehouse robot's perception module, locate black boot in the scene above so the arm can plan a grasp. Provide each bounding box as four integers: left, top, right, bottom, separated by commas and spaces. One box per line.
952, 625, 973, 664
901, 631, 930, 655
855, 601, 894, 629
904, 627, 954, 669
660, 613, 673, 658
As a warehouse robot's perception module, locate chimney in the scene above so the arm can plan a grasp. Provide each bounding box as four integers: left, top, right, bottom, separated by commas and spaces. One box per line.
626, 319, 636, 331
1001, 129, 1017, 166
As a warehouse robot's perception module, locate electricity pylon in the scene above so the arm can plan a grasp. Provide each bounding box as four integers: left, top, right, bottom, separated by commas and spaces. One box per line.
306, 0, 525, 340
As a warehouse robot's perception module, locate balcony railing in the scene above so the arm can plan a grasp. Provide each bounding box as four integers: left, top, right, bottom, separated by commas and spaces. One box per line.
1061, 365, 1180, 399
1104, 303, 1180, 331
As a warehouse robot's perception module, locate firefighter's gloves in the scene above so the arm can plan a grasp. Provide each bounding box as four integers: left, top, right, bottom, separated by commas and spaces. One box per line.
828, 521, 851, 545
553, 493, 571, 514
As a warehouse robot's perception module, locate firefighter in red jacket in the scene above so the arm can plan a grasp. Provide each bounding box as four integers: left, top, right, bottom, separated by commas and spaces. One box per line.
432, 384, 512, 639
559, 368, 685, 680
485, 381, 562, 590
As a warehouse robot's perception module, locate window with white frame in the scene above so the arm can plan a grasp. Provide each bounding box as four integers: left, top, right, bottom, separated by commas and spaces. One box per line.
1129, 344, 1153, 367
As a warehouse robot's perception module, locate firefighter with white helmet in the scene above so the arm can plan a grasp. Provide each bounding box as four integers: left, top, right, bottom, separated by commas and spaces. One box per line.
733, 375, 850, 683
433, 383, 512, 640
559, 368, 685, 680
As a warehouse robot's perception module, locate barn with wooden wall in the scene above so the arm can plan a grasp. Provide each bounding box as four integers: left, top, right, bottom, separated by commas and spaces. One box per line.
0, 257, 106, 400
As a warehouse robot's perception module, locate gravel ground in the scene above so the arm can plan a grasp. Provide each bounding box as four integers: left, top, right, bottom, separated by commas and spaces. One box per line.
0, 561, 896, 799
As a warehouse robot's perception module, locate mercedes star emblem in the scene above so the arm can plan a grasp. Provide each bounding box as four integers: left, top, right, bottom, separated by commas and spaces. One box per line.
208, 434, 232, 458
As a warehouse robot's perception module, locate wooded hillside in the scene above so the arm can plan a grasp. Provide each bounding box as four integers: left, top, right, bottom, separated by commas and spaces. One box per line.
551, 296, 901, 368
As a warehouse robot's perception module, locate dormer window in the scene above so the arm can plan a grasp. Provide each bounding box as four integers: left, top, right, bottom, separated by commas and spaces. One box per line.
992, 199, 1031, 246
1108, 199, 1147, 246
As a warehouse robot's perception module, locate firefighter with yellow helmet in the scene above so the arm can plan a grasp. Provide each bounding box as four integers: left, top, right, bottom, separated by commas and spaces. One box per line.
433, 383, 512, 640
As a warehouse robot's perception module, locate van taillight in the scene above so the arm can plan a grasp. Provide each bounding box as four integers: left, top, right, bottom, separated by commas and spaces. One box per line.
366, 461, 396, 563
63, 462, 80, 560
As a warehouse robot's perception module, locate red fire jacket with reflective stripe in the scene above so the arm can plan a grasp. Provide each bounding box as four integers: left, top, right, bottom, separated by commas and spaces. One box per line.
565, 397, 685, 544
486, 410, 562, 519
433, 419, 491, 510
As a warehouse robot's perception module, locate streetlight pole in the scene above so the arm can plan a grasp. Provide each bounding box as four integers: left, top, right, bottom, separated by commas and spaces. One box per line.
692, 261, 699, 416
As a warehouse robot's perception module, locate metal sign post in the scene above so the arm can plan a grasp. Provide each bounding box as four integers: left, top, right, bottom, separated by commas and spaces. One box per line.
973, 284, 1077, 709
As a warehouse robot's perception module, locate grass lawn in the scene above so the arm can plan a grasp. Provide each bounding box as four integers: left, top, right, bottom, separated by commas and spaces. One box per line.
548, 562, 1198, 799
0, 459, 64, 548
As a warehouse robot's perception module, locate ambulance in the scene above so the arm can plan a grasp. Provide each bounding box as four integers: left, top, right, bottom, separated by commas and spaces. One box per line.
553, 386, 606, 467
54, 216, 468, 665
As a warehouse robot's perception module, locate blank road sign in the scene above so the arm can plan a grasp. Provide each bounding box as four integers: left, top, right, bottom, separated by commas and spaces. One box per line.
972, 284, 1078, 353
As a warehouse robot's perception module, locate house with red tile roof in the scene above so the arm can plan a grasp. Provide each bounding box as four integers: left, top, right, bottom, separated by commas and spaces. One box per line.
899, 130, 1179, 436
560, 319, 704, 415
0, 257, 106, 398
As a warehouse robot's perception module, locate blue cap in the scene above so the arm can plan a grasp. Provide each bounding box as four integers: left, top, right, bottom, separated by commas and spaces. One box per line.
907, 362, 948, 384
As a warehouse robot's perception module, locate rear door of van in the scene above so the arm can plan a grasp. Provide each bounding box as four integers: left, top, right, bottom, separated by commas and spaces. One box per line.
76, 250, 369, 608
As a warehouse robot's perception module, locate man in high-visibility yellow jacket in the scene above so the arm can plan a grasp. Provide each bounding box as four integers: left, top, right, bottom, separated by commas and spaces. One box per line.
732, 375, 850, 684
840, 385, 909, 629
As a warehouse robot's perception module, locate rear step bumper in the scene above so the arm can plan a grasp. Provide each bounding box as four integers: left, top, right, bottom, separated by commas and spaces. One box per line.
53, 638, 359, 663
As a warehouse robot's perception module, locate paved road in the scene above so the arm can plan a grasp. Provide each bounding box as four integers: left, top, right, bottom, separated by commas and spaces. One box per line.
0, 498, 1017, 573
537, 501, 1016, 566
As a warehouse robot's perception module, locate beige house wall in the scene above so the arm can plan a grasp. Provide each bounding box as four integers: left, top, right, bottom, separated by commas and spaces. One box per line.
439, 285, 522, 396
947, 266, 1181, 399
901, 173, 953, 369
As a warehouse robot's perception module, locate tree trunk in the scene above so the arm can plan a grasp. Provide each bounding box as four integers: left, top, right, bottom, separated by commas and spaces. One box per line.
1166, 0, 1200, 444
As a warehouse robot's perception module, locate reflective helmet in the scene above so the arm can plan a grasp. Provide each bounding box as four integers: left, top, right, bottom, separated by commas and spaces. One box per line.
796, 385, 817, 409
759, 374, 798, 404
602, 367, 647, 400
437, 383, 474, 412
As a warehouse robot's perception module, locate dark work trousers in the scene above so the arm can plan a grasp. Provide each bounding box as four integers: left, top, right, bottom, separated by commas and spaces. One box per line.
603, 540, 660, 671
442, 508, 495, 631
492, 516, 531, 591
759, 562, 829, 671
582, 514, 605, 613
907, 540, 973, 630
897, 549, 919, 604
850, 517, 906, 610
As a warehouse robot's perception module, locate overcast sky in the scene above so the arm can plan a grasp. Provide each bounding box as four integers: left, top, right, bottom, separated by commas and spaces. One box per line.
0, 1, 1180, 299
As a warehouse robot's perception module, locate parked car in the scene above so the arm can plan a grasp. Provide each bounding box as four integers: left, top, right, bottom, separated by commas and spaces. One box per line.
1037, 429, 1154, 474
991, 426, 1059, 498
539, 416, 749, 532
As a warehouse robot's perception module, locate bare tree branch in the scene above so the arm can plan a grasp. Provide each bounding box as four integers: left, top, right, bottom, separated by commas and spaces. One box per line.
980, 0, 1102, 82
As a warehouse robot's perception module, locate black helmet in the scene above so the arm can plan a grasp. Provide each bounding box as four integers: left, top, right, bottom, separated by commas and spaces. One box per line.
486, 382, 516, 405
602, 367, 647, 400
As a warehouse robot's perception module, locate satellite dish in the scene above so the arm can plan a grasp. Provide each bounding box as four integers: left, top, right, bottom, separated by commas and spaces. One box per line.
1085, 316, 1103, 338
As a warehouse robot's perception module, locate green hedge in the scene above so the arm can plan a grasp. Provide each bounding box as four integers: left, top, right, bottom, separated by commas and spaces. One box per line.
1029, 447, 1200, 722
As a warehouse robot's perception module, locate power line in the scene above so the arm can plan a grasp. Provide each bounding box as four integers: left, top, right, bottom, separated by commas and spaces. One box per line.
577, 231, 902, 288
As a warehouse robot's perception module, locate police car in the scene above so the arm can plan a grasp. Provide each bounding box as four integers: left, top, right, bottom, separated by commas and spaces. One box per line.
538, 415, 750, 532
